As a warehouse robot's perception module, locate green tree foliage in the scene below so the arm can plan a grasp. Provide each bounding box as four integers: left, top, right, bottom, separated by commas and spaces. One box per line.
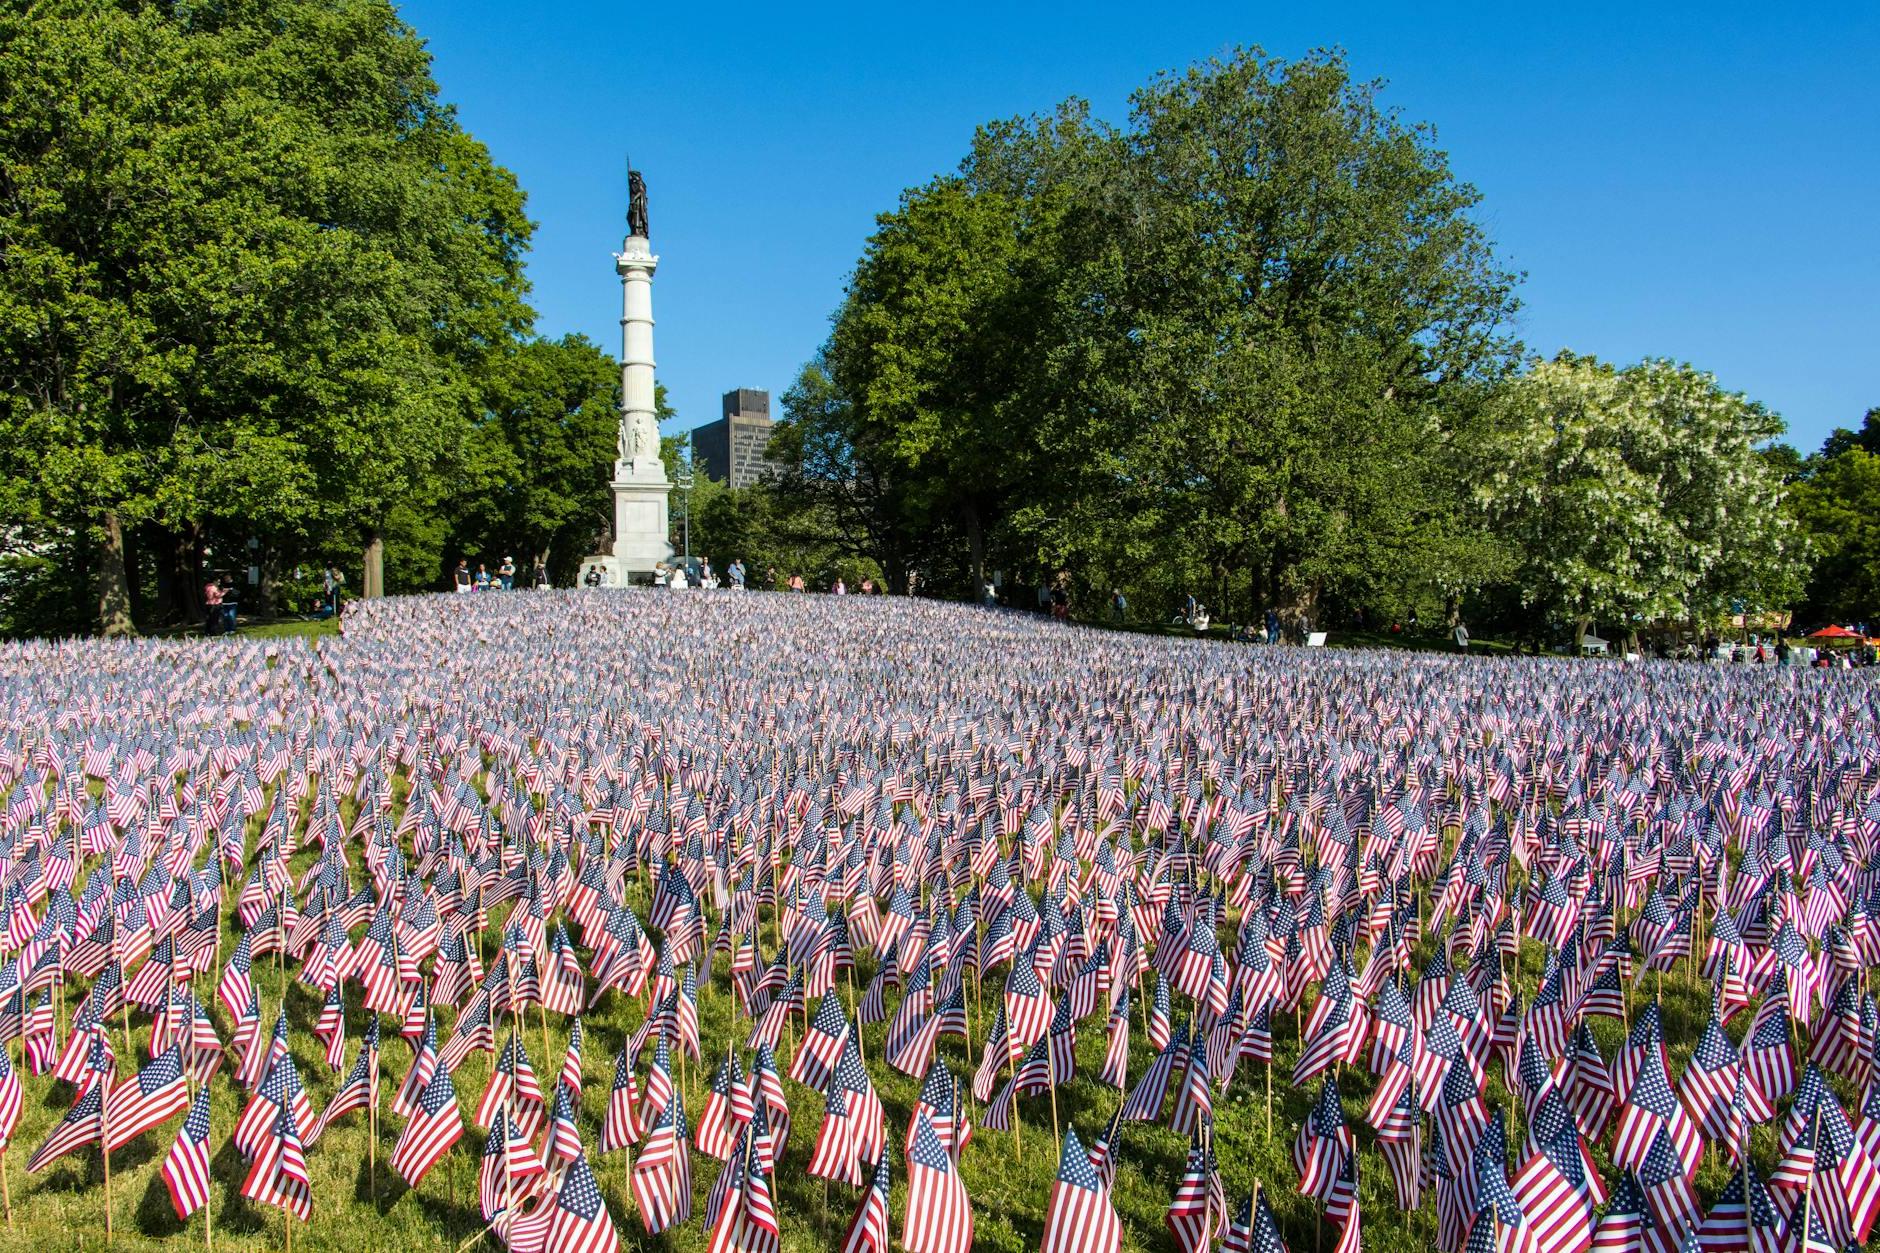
1783, 406, 1880, 628
1476, 353, 1807, 648
780, 49, 1521, 621
0, 0, 531, 634
1791, 449, 1880, 626
445, 336, 624, 587
1818, 408, 1880, 461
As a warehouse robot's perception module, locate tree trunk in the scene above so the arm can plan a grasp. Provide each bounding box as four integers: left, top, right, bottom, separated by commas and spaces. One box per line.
963, 501, 985, 602
176, 525, 203, 621
255, 546, 281, 619
362, 533, 385, 598
148, 524, 204, 624
97, 510, 136, 637
1280, 577, 1320, 639
1574, 615, 1592, 657
149, 524, 178, 625
1445, 592, 1462, 629
121, 520, 146, 627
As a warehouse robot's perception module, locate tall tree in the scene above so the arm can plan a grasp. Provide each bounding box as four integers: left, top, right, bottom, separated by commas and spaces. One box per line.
0, 0, 532, 633
792, 48, 1520, 615
1791, 448, 1880, 626
1476, 352, 1807, 650
449, 336, 621, 586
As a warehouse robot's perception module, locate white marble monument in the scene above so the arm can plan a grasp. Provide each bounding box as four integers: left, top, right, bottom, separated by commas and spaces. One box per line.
581, 171, 672, 586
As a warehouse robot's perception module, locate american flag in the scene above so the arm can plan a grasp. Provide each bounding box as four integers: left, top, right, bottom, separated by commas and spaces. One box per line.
546, 1149, 620, 1253
903, 1112, 971, 1253
102, 1043, 189, 1152
790, 991, 849, 1090
706, 1131, 778, 1253
1474, 1107, 1523, 1228
1040, 1126, 1121, 1253
1247, 1186, 1289, 1253
312, 1019, 379, 1145
0, 1045, 20, 1149
601, 1043, 640, 1151
560, 1015, 586, 1092
1506, 1091, 1599, 1253
27, 1065, 105, 1173
1002, 951, 1054, 1063
1165, 1133, 1215, 1253
1610, 1018, 1701, 1181
631, 1095, 693, 1234
1691, 1166, 1783, 1253
1099, 988, 1130, 1089
697, 1049, 744, 1160
160, 1086, 213, 1221
807, 1072, 859, 1185
838, 1148, 892, 1253
833, 1030, 885, 1170
1120, 1019, 1184, 1123
545, 1080, 584, 1168
1588, 1171, 1649, 1253
477, 1106, 545, 1224
239, 1100, 312, 1221
391, 1060, 462, 1188
1679, 999, 1770, 1153
1293, 1075, 1353, 1202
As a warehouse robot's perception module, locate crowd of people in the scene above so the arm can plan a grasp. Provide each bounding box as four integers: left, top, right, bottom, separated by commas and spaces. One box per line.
453, 556, 549, 593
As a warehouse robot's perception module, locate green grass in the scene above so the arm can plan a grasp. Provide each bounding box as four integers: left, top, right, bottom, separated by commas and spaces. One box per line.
234, 617, 340, 641
0, 882, 1810, 1253
141, 616, 340, 643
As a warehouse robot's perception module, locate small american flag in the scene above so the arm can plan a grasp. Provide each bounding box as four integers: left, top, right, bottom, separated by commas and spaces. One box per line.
239, 1101, 312, 1221
1041, 1126, 1121, 1253
546, 1149, 619, 1253
160, 1086, 213, 1220
391, 1060, 462, 1188
839, 1148, 892, 1253
103, 1043, 190, 1152
26, 1072, 104, 1173
903, 1112, 971, 1253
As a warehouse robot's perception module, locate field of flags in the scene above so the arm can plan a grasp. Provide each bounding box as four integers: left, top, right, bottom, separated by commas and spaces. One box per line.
0, 589, 1875, 1252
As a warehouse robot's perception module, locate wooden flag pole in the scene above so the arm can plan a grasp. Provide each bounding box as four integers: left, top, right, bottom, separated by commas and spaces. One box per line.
101, 1090, 113, 1242
1740, 1104, 1751, 1252
369, 1041, 378, 1202
1, 1147, 10, 1229
1046, 1042, 1060, 1146
1799, 1104, 1818, 1253
1007, 1041, 1022, 1159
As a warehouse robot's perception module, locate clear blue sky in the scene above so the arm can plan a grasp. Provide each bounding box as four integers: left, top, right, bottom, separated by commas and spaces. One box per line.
400, 1, 1877, 451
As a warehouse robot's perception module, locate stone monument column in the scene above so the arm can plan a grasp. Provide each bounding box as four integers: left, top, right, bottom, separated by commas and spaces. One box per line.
584, 168, 672, 585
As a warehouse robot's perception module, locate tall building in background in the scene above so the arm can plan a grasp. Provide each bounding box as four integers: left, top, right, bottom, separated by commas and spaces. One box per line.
693, 388, 777, 488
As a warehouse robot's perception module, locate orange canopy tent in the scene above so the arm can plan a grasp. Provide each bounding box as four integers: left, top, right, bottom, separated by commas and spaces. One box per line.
1807, 624, 1862, 643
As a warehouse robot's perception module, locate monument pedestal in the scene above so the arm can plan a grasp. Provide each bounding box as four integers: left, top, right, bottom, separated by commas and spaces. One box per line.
580, 462, 671, 587
609, 461, 672, 580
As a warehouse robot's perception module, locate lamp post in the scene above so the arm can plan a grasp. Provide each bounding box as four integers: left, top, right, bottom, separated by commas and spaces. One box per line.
677, 431, 695, 564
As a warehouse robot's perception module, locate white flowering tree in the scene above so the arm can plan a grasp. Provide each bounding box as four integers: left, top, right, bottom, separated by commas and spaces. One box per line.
1477, 353, 1808, 651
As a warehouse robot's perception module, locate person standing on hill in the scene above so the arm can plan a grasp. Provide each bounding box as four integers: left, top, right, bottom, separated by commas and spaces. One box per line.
1453, 620, 1470, 652
204, 578, 225, 635
454, 560, 472, 594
